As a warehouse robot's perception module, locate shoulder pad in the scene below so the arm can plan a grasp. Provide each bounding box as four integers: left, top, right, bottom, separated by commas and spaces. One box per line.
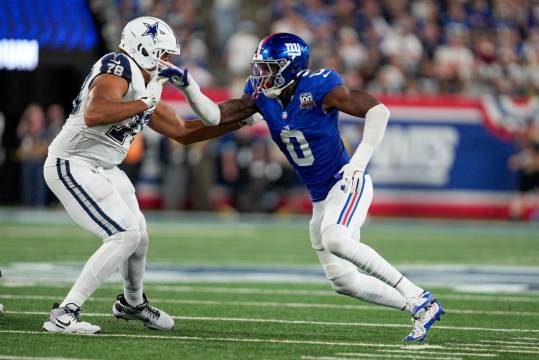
98, 53, 132, 84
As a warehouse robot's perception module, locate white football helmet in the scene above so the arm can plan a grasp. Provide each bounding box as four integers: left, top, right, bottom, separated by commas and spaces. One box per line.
119, 16, 181, 75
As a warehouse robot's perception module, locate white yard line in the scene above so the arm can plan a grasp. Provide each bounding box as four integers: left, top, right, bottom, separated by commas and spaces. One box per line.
375, 350, 496, 357
0, 356, 92, 360
510, 337, 539, 341
308, 354, 462, 360
2, 294, 537, 318
2, 283, 539, 303
478, 340, 539, 348
0, 330, 431, 348
5, 310, 539, 334
445, 346, 539, 355
457, 342, 539, 351
337, 350, 462, 360
147, 285, 539, 303
302, 357, 357, 360
0, 329, 536, 356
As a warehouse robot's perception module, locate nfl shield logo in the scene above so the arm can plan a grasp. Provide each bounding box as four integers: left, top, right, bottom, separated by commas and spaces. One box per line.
299, 92, 315, 109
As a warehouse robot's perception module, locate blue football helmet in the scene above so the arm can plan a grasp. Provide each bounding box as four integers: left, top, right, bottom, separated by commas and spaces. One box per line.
250, 33, 310, 98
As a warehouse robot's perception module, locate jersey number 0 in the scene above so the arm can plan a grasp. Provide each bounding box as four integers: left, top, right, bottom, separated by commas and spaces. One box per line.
280, 129, 314, 166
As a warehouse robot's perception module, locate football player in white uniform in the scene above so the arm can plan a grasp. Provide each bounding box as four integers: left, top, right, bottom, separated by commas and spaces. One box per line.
43, 16, 246, 334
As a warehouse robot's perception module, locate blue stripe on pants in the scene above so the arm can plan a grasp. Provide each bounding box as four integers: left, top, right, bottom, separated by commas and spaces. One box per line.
56, 158, 113, 236
345, 175, 366, 227
337, 193, 353, 225
64, 160, 124, 233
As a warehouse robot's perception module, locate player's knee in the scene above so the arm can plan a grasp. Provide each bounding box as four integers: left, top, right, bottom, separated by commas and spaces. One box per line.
122, 229, 142, 254
105, 229, 141, 255
329, 272, 358, 297
138, 231, 149, 251
321, 224, 350, 258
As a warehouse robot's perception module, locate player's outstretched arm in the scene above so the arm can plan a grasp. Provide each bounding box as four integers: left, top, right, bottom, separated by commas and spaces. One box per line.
218, 94, 259, 123
84, 74, 162, 127
323, 86, 390, 193
159, 62, 260, 126
149, 102, 246, 145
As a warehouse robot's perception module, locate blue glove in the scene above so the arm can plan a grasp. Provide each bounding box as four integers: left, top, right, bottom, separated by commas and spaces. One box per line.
158, 66, 189, 89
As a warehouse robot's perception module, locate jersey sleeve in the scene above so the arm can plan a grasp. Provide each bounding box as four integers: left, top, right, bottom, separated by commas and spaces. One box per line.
313, 69, 343, 102
97, 53, 132, 84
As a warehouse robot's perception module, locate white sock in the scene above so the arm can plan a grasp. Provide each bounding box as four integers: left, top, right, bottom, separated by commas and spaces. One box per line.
119, 231, 148, 307
61, 229, 141, 308
395, 275, 424, 300
331, 271, 407, 310
322, 224, 403, 286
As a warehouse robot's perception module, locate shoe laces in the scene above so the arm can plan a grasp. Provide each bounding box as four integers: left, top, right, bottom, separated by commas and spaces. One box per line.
64, 304, 82, 322
142, 304, 160, 320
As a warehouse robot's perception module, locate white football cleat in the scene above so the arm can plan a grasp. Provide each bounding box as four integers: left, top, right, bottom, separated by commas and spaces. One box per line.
0, 303, 4, 314
408, 290, 436, 317
113, 293, 174, 330
403, 300, 445, 342
43, 303, 101, 334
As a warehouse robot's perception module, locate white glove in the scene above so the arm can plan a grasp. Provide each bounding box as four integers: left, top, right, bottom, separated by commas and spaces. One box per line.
139, 76, 167, 111
339, 163, 364, 194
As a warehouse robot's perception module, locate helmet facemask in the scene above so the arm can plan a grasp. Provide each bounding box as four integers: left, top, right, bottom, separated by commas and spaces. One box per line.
137, 45, 181, 77
250, 58, 293, 99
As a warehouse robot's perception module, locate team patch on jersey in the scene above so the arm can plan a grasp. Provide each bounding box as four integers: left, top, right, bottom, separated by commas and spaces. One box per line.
299, 92, 315, 109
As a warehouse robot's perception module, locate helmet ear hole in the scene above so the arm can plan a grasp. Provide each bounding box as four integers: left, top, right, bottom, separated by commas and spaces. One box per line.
141, 48, 149, 57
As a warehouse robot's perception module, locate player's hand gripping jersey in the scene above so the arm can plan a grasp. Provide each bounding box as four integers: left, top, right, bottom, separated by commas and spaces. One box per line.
245, 69, 350, 202
48, 53, 154, 167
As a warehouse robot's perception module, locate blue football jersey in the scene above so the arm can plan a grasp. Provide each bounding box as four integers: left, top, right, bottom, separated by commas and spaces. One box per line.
244, 69, 351, 202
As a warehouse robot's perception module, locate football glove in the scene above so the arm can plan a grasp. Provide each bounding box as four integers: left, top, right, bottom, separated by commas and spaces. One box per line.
158, 60, 189, 89
240, 113, 263, 127
338, 163, 364, 194
139, 76, 167, 111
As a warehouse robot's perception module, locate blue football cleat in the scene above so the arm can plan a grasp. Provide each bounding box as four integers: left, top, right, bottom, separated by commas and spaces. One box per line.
410, 290, 436, 317
403, 300, 445, 342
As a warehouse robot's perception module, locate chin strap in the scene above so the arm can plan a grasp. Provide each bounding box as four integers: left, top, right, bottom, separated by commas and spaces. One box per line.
264, 78, 296, 99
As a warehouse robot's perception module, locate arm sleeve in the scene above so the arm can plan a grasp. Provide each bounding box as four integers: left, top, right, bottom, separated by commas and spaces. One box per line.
349, 103, 391, 171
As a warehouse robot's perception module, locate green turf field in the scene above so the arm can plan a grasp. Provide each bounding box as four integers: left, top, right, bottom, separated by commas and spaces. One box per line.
1, 214, 538, 359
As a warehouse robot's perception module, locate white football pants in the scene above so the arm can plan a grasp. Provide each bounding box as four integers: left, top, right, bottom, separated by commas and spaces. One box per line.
44, 156, 147, 307
310, 174, 415, 310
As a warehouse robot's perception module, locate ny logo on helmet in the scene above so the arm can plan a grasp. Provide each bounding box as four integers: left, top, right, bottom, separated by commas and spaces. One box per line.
285, 43, 302, 58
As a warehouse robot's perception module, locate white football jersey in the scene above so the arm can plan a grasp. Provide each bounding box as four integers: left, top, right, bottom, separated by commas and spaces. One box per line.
48, 52, 153, 167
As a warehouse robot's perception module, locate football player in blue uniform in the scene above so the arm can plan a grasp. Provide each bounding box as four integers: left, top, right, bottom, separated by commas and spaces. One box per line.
160, 32, 444, 341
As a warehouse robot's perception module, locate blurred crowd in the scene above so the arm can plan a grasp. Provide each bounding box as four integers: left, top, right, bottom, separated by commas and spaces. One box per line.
7, 0, 539, 218
14, 104, 65, 207
116, 0, 539, 96
508, 120, 539, 220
